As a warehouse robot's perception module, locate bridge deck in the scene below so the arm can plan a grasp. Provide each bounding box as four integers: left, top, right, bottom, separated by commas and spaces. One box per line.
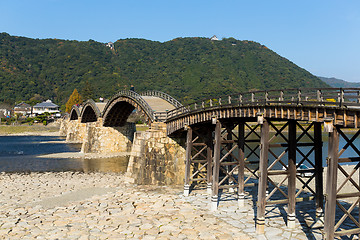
141, 96, 176, 112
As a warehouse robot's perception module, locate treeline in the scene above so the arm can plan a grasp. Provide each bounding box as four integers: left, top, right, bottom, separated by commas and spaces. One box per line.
0, 33, 328, 108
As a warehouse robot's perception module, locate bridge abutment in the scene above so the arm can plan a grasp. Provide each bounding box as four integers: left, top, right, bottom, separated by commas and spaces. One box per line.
125, 122, 186, 185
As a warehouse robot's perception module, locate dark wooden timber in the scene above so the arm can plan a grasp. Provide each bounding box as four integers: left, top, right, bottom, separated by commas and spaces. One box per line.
314, 122, 324, 220
238, 121, 245, 207
211, 120, 222, 211
287, 120, 297, 228
256, 119, 269, 234
184, 126, 192, 196
324, 126, 339, 240
206, 130, 213, 194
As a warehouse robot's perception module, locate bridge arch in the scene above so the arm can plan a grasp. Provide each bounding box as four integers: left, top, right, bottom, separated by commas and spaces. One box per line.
80, 99, 101, 123
102, 90, 155, 127
69, 105, 81, 121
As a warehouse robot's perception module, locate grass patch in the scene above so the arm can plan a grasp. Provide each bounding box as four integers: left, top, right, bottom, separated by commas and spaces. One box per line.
136, 124, 150, 132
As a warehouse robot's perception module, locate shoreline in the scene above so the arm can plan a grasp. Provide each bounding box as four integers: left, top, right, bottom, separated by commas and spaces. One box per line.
38, 151, 130, 159
0, 131, 60, 136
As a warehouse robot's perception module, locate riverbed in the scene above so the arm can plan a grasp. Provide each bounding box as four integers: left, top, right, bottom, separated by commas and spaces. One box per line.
0, 134, 129, 173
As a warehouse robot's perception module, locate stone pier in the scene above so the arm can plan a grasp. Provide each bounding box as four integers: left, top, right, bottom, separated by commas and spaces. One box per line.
81, 120, 135, 154
60, 119, 186, 185
61, 118, 86, 143
126, 123, 186, 185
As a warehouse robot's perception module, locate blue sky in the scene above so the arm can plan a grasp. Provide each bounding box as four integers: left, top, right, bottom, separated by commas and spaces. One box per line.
2, 0, 360, 82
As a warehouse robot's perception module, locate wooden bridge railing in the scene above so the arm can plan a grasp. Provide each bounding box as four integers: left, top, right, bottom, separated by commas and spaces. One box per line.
166, 88, 360, 120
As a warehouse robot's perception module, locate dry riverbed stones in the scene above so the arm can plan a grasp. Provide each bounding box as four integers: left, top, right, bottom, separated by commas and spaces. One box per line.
0, 172, 320, 239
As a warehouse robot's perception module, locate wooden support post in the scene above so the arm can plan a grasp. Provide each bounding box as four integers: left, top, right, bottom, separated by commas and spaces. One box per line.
324, 125, 339, 240
238, 121, 245, 207
227, 124, 235, 193
256, 119, 269, 234
207, 131, 213, 195
211, 120, 221, 211
288, 120, 297, 229
314, 122, 324, 222
184, 126, 192, 196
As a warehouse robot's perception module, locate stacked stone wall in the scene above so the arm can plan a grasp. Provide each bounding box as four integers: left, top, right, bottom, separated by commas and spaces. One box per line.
59, 119, 68, 137
61, 119, 186, 185
81, 122, 135, 154
126, 123, 186, 185
62, 119, 86, 143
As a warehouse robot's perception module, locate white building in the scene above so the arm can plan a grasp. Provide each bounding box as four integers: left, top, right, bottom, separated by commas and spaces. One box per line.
32, 100, 60, 115
14, 102, 31, 116
106, 42, 114, 50
210, 35, 219, 41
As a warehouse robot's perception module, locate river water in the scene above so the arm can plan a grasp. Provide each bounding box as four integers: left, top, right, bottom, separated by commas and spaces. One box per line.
0, 133, 358, 173
0, 135, 129, 173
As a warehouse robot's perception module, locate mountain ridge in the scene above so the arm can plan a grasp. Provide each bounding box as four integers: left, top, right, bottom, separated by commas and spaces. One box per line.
318, 76, 360, 88
0, 33, 328, 107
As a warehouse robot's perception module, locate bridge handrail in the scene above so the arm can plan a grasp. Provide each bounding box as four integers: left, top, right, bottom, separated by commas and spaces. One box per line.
103, 90, 156, 121
140, 90, 183, 108
166, 88, 360, 120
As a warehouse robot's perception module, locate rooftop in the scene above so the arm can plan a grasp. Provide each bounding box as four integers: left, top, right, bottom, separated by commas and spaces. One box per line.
33, 100, 59, 108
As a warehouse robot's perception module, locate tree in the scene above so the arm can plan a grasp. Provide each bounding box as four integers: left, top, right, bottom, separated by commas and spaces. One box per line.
65, 89, 82, 113
81, 80, 94, 101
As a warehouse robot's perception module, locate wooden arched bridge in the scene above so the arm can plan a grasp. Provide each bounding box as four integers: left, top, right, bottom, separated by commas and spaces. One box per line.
69, 90, 182, 125
69, 88, 360, 239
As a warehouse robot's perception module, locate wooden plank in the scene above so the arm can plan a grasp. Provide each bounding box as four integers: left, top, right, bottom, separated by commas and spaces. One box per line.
190, 178, 207, 182
266, 196, 315, 205
338, 157, 360, 163
269, 142, 314, 148
337, 192, 360, 199
267, 170, 288, 175
334, 228, 360, 237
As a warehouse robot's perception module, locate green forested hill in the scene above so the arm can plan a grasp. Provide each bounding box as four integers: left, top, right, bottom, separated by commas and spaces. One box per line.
0, 33, 328, 107
318, 76, 360, 88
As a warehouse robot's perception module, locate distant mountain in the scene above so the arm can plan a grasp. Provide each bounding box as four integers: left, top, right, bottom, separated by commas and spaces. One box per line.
0, 32, 328, 107
318, 76, 360, 88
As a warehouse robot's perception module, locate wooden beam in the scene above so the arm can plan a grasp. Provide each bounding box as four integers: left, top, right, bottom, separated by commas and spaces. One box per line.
184, 126, 192, 196
211, 120, 221, 211
324, 126, 339, 240
206, 131, 213, 194
256, 119, 269, 234
314, 122, 324, 220
288, 120, 296, 229
238, 121, 245, 207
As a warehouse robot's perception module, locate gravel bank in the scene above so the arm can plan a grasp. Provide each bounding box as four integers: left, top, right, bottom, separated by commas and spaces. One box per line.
0, 172, 256, 239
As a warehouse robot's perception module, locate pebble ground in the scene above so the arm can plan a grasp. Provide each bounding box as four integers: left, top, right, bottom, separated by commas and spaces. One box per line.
0, 172, 325, 239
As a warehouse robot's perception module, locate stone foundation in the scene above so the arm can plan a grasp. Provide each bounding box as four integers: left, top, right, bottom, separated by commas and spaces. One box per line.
60, 119, 186, 185
61, 119, 86, 143
81, 122, 135, 154
126, 123, 186, 185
